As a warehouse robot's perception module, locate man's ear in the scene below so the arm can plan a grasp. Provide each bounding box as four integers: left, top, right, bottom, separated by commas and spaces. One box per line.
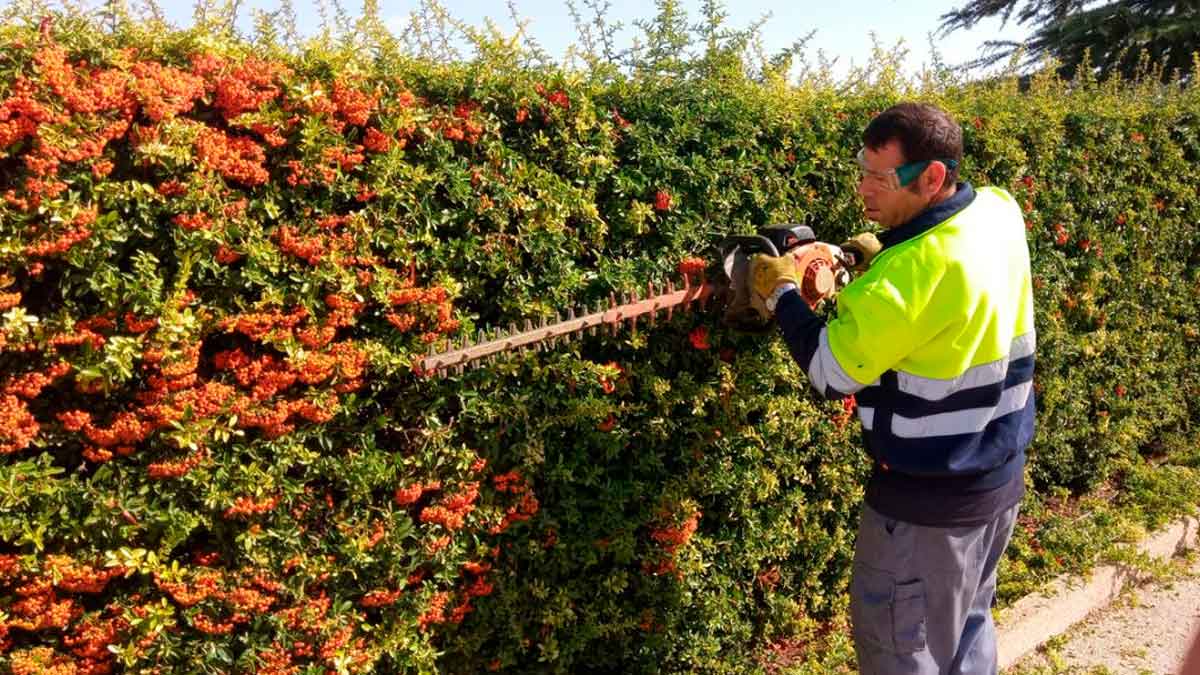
922, 160, 948, 195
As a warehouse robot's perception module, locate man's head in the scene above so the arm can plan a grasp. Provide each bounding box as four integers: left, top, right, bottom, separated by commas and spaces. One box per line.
856, 102, 963, 229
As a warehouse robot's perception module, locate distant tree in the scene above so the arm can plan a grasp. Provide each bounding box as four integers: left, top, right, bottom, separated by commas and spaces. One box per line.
938, 0, 1200, 81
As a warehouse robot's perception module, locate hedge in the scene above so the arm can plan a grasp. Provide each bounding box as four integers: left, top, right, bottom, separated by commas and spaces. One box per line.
0, 10, 1198, 674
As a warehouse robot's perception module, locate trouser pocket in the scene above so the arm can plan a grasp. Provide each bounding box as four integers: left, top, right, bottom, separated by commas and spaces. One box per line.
850, 564, 928, 654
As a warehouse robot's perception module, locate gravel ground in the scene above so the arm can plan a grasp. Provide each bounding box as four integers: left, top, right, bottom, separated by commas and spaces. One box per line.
1007, 554, 1200, 674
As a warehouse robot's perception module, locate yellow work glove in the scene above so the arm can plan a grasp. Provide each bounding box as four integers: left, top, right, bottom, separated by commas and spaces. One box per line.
748, 254, 801, 317
839, 232, 882, 273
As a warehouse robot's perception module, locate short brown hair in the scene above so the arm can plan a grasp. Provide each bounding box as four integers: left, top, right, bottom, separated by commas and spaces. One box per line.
863, 102, 962, 191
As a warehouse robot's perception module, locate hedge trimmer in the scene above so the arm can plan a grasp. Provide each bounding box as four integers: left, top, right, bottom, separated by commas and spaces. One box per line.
418, 225, 863, 377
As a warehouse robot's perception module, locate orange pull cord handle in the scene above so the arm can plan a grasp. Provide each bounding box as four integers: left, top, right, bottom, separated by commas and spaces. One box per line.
788, 242, 844, 308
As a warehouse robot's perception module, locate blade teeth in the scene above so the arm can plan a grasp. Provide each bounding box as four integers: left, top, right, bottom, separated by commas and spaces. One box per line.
648, 281, 657, 326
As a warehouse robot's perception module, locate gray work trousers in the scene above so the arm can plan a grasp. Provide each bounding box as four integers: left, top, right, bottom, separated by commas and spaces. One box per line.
849, 502, 1020, 674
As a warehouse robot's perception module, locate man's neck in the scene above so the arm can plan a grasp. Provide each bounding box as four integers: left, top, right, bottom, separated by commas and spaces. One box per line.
888, 183, 961, 230
927, 184, 958, 209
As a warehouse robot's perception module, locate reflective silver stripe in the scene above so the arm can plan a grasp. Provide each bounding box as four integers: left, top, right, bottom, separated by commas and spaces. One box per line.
890, 381, 1032, 438
1010, 330, 1037, 359
896, 331, 1036, 401
858, 406, 874, 431
807, 327, 871, 395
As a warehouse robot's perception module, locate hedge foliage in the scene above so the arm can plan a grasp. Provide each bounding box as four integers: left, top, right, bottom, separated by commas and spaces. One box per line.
0, 7, 1198, 674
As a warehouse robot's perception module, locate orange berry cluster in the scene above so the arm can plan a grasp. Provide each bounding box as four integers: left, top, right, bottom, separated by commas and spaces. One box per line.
331, 80, 378, 128
0, 78, 61, 148
1, 553, 131, 671
223, 494, 281, 519
219, 306, 309, 342
128, 61, 205, 122
172, 212, 212, 231
362, 126, 392, 153
386, 282, 461, 350
649, 508, 700, 552
211, 57, 290, 121
643, 507, 701, 578
359, 587, 403, 608
393, 481, 436, 506
3, 360, 70, 399
418, 481, 480, 531
676, 255, 706, 278
214, 245, 243, 264
194, 126, 268, 186
0, 290, 20, 310
146, 446, 208, 480
23, 222, 93, 257
274, 225, 327, 265
0, 394, 39, 455
488, 470, 540, 535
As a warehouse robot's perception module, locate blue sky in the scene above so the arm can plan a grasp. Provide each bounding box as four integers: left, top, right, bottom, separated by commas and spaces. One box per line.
164, 0, 1032, 78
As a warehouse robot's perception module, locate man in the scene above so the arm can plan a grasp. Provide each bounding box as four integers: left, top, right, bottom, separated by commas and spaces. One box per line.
750, 102, 1036, 674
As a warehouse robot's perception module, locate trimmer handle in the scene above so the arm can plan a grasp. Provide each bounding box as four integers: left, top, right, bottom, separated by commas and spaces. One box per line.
719, 224, 817, 274
719, 234, 779, 261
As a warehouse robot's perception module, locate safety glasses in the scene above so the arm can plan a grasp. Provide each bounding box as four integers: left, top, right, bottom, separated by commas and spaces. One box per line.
855, 148, 959, 190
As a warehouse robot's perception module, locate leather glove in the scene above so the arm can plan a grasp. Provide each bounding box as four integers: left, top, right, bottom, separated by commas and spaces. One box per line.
748, 253, 802, 319
749, 253, 801, 304
839, 232, 882, 273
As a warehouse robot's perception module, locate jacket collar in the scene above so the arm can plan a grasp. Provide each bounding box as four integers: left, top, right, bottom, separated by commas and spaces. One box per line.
878, 182, 976, 251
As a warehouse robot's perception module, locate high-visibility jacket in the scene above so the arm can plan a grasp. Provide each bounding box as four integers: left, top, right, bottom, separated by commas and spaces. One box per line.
775, 183, 1035, 527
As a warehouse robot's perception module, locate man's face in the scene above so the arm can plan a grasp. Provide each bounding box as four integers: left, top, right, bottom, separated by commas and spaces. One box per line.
856, 140, 930, 229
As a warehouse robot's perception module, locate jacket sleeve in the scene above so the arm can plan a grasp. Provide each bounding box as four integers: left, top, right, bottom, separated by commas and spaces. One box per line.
774, 290, 859, 400
775, 256, 950, 399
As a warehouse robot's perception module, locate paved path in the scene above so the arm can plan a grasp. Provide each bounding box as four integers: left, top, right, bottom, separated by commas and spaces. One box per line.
1007, 555, 1200, 674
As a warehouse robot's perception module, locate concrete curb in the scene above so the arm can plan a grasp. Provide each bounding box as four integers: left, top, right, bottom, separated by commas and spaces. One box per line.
996, 514, 1200, 670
